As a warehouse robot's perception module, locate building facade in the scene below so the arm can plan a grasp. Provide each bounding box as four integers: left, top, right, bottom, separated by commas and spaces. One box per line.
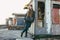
27, 0, 60, 35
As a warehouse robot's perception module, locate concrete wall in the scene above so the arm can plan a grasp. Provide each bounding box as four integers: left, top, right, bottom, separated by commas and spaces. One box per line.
29, 21, 47, 35
52, 24, 60, 35
29, 21, 60, 35
29, 22, 34, 34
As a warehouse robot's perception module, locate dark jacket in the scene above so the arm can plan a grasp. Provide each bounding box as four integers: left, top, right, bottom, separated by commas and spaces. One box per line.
24, 10, 35, 23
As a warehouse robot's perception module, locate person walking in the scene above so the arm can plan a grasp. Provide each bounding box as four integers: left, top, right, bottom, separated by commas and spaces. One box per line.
21, 5, 35, 37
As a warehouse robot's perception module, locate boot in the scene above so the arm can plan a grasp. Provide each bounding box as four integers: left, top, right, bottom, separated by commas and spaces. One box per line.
21, 32, 23, 37
25, 31, 27, 37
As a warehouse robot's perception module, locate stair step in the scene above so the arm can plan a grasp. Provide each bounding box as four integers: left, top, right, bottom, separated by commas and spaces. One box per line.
16, 38, 33, 40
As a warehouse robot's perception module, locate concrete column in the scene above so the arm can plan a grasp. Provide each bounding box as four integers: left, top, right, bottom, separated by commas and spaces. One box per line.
33, 0, 38, 35
45, 0, 52, 34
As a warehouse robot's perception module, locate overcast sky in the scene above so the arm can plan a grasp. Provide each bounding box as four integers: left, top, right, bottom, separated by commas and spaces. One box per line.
0, 0, 30, 24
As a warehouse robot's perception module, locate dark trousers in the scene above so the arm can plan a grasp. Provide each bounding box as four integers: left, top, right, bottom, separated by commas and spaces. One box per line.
21, 22, 31, 37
